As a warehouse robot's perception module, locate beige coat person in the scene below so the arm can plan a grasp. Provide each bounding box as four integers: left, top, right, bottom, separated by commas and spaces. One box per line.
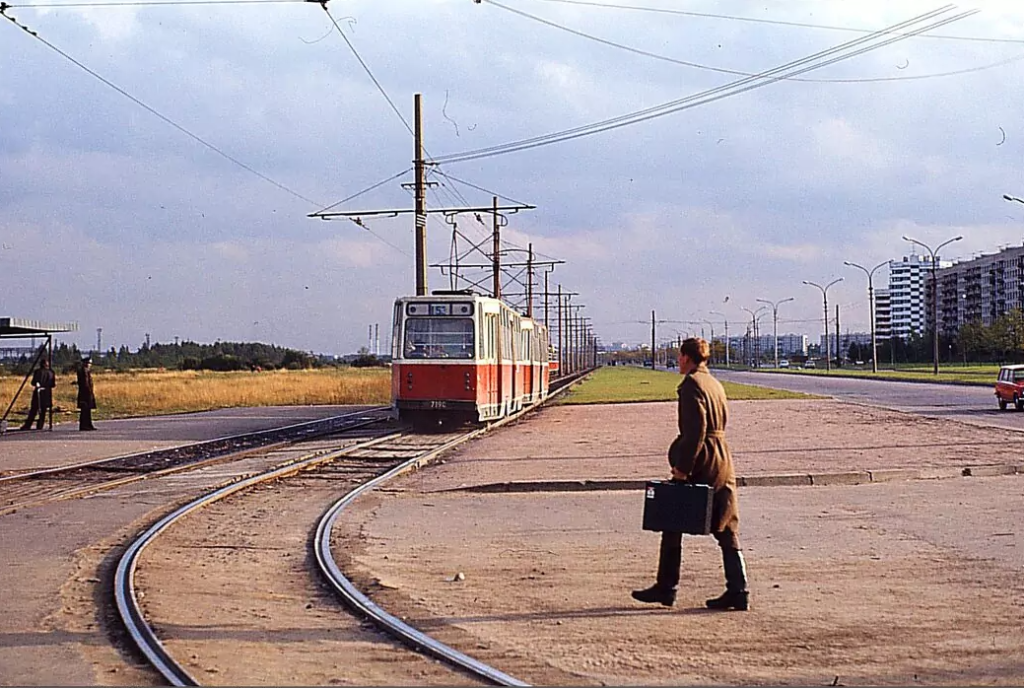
668, 362, 740, 549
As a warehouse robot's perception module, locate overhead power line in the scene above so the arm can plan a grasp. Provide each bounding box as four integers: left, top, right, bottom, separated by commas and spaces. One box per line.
434, 5, 976, 164
1, 6, 321, 206
529, 0, 1024, 46
10, 0, 299, 6
487, 0, 1024, 84
2, 4, 418, 257
321, 5, 414, 138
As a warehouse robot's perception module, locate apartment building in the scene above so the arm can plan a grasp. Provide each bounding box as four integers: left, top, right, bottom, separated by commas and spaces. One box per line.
874, 288, 892, 340
927, 243, 1024, 336
889, 254, 950, 340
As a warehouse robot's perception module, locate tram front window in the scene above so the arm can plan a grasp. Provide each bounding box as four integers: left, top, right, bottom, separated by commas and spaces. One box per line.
404, 318, 474, 359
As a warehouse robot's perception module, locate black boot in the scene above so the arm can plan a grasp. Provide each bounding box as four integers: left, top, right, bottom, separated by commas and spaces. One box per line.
631, 585, 676, 606
632, 533, 681, 607
706, 548, 749, 611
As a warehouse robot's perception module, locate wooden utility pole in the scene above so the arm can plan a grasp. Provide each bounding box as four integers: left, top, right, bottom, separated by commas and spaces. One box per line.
309, 96, 534, 295
557, 285, 563, 373
651, 310, 656, 370
835, 303, 841, 368
526, 243, 534, 318
492, 196, 501, 299
414, 94, 427, 296
543, 270, 549, 332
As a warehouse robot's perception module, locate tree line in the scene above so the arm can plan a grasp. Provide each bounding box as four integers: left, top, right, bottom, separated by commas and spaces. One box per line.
0, 340, 363, 374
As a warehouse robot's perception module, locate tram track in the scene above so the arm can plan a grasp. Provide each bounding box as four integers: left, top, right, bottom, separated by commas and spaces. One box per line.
113, 372, 595, 686
0, 407, 392, 516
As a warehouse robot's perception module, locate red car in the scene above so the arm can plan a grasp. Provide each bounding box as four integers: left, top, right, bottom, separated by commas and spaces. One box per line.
994, 364, 1024, 410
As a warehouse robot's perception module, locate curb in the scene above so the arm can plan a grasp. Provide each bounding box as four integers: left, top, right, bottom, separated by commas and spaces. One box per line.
448, 463, 1023, 494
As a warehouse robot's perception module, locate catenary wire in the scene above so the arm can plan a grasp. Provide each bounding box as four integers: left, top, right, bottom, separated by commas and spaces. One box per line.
439, 5, 966, 162
486, 0, 1024, 84
314, 168, 414, 215
529, 0, 1024, 46
1, 8, 322, 206
434, 6, 973, 164
0, 8, 424, 259
314, 6, 530, 244
321, 6, 414, 137
11, 0, 299, 6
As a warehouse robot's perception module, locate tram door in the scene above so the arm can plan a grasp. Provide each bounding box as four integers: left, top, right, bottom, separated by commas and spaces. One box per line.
509, 310, 519, 411
485, 312, 500, 419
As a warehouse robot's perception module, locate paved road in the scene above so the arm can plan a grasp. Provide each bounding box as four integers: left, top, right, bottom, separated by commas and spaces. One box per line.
714, 369, 1024, 431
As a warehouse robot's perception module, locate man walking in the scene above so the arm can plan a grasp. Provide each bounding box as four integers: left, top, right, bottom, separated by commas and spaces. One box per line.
631, 337, 749, 611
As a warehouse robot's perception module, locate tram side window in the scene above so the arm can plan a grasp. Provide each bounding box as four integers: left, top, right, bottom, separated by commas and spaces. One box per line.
404, 318, 475, 359
392, 303, 402, 359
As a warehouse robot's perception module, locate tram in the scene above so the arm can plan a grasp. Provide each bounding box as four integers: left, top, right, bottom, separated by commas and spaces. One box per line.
390, 291, 551, 428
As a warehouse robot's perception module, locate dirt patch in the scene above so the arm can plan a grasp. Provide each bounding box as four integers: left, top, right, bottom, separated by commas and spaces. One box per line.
333, 399, 1024, 685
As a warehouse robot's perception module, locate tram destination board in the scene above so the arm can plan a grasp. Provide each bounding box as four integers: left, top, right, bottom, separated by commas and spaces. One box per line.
641, 481, 713, 534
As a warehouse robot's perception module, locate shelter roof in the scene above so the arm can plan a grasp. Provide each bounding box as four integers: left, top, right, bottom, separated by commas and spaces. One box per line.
0, 317, 79, 337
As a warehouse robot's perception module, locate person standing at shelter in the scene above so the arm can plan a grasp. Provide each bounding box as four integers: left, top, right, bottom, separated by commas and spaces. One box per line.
75, 357, 97, 431
631, 337, 749, 611
20, 358, 56, 430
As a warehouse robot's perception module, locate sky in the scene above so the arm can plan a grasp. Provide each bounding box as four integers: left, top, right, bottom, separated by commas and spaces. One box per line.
4, 0, 1024, 355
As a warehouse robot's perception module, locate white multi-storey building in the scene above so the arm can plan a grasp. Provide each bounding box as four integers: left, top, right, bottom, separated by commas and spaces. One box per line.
723, 333, 807, 361
889, 254, 950, 340
820, 332, 873, 358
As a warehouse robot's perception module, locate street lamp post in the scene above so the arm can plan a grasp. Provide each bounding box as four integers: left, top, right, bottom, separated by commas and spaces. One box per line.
756, 297, 794, 369
843, 259, 888, 373
740, 306, 767, 367
700, 320, 715, 363
710, 310, 729, 367
902, 234, 963, 375
802, 278, 843, 372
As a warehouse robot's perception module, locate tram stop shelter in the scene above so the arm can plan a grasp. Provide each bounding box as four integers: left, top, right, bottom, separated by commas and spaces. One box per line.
1, 317, 79, 435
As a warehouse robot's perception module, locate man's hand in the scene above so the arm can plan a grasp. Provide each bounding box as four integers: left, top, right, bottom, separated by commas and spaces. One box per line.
670, 466, 688, 481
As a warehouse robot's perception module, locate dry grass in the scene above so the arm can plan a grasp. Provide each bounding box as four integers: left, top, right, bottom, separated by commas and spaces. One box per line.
0, 367, 391, 422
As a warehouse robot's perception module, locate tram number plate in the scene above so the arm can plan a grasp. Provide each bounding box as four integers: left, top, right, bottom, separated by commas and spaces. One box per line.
428, 400, 448, 409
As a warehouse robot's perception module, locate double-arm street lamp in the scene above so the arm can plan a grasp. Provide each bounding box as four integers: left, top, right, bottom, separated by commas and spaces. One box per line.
709, 310, 730, 367
756, 297, 794, 369
902, 234, 963, 375
802, 278, 843, 372
843, 260, 888, 373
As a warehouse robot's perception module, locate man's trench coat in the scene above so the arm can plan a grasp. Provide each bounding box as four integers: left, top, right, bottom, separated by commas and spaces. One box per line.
668, 363, 741, 549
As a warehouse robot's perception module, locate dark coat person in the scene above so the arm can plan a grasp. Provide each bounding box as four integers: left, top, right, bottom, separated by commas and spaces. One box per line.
21, 359, 56, 430
632, 337, 749, 611
76, 357, 97, 431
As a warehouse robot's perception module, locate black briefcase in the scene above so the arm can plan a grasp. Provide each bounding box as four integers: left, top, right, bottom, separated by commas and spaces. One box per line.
642, 480, 713, 535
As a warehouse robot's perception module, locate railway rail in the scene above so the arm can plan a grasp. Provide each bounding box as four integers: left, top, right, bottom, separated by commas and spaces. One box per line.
114, 367, 594, 686
0, 406, 392, 516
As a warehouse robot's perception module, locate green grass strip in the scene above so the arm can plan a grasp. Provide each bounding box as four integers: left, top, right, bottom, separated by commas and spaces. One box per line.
558, 366, 813, 405
769, 363, 998, 385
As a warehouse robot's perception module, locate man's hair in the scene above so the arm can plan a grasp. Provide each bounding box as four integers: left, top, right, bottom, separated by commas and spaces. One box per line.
679, 337, 710, 364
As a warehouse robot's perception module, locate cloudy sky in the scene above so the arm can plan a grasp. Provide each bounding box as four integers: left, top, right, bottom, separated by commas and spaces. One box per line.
3, 0, 1024, 354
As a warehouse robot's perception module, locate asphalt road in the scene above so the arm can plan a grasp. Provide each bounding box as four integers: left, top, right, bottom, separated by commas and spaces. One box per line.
714, 369, 1024, 431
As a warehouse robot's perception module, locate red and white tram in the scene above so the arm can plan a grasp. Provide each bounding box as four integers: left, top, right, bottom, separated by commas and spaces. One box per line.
390, 291, 551, 428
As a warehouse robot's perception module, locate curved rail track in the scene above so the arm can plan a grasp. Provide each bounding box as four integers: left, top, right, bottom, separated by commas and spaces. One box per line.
0, 407, 391, 516
115, 369, 592, 686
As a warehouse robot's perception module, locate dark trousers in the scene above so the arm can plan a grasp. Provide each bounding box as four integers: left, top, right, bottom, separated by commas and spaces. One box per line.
655, 530, 747, 593
79, 407, 95, 430
22, 392, 48, 430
